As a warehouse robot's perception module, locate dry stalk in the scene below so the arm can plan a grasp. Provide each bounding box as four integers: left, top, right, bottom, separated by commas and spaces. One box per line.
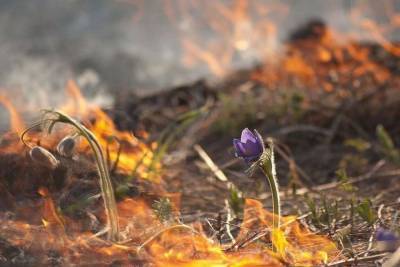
22, 110, 120, 242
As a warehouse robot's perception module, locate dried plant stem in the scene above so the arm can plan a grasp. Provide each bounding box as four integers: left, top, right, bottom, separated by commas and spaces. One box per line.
194, 144, 229, 183
28, 110, 120, 242
137, 224, 198, 254
327, 252, 389, 266
224, 199, 236, 243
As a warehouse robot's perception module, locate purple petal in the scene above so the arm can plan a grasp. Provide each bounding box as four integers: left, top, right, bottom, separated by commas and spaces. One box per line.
375, 228, 400, 252
242, 139, 263, 156
243, 155, 260, 163
376, 228, 399, 242
253, 129, 264, 148
233, 139, 245, 157
241, 128, 256, 143
234, 128, 265, 163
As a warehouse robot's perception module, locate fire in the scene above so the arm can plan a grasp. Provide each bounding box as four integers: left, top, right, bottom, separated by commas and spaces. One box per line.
0, 94, 25, 134
0, 80, 159, 182
237, 199, 338, 266
60, 81, 160, 181
167, 0, 283, 77
0, 95, 26, 154
0, 193, 339, 265
251, 19, 397, 99
0, 93, 339, 265
135, 198, 338, 266
155, 0, 400, 93
7, 1, 397, 264
0, 90, 340, 265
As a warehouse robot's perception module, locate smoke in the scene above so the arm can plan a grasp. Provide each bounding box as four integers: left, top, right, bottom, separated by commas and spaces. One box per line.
0, 0, 397, 105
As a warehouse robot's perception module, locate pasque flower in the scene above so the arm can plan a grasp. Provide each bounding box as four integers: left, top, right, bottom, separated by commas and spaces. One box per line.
233, 128, 264, 163
233, 128, 281, 254
375, 227, 400, 252
376, 228, 399, 242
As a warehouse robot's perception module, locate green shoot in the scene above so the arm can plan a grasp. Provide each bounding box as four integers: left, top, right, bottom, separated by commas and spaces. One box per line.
228, 185, 244, 216
152, 197, 173, 223
355, 199, 377, 225
376, 124, 400, 164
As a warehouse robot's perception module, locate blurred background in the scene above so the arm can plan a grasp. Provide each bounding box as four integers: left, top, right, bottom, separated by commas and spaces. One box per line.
0, 0, 398, 131
0, 0, 398, 98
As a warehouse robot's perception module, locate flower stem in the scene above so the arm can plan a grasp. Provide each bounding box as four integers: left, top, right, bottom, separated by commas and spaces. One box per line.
42, 110, 120, 242
259, 139, 281, 230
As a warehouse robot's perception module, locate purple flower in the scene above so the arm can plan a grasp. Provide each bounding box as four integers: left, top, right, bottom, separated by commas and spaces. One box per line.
233, 128, 264, 163
376, 228, 399, 242
375, 228, 400, 252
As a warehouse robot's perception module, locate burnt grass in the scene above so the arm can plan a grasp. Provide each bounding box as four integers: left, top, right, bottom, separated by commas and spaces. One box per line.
114, 63, 400, 265
114, 37, 400, 265
1, 40, 400, 265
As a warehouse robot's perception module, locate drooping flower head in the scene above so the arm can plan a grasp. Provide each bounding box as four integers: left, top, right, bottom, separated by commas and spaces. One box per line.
233, 128, 264, 163
29, 146, 59, 170
57, 135, 77, 158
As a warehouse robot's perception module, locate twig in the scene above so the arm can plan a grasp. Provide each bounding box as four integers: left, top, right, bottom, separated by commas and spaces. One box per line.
383, 246, 400, 267
136, 224, 199, 254
224, 199, 236, 243
326, 252, 389, 266
365, 226, 378, 257
325, 113, 344, 144
295, 160, 387, 195
226, 230, 268, 252
194, 144, 229, 183
273, 141, 315, 189
225, 212, 309, 252
363, 204, 385, 257
205, 218, 219, 241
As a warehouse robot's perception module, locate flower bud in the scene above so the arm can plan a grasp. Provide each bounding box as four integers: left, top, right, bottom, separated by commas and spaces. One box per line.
56, 135, 76, 157
29, 146, 59, 170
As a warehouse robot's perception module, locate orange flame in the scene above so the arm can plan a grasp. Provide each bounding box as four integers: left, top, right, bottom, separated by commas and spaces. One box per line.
0, 80, 159, 181
5, 1, 393, 263
0, 86, 340, 265
140, 199, 339, 266
59, 81, 160, 181
0, 194, 340, 265
0, 94, 25, 134
237, 199, 339, 266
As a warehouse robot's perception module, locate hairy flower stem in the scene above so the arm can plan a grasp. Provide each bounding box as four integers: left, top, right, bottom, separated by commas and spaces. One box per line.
259, 139, 281, 239
34, 110, 120, 242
